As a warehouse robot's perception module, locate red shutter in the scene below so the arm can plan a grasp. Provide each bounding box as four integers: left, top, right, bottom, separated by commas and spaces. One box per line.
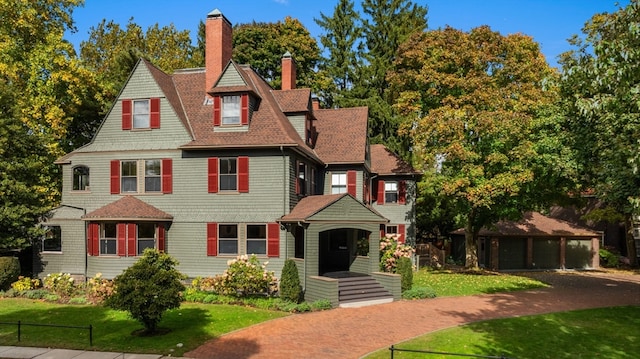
127, 223, 137, 256
241, 94, 249, 125
398, 180, 406, 204
117, 223, 126, 256
162, 158, 172, 194
110, 160, 120, 194
267, 223, 280, 258
213, 96, 221, 126
122, 99, 132, 130
347, 170, 357, 197
87, 223, 99, 256
380, 224, 386, 239
398, 224, 406, 244
208, 158, 219, 193
238, 156, 249, 193
150, 98, 161, 129
207, 223, 218, 256
377, 180, 385, 205
157, 225, 165, 252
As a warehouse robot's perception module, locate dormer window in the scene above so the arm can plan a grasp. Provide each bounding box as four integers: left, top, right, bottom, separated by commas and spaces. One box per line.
121, 98, 160, 130
222, 95, 241, 125
213, 94, 249, 127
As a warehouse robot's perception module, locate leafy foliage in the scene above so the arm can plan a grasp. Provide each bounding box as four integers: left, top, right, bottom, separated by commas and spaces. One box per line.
396, 256, 413, 292
42, 272, 78, 297
558, 0, 640, 262
0, 257, 20, 290
401, 286, 437, 300
379, 234, 415, 272
390, 26, 575, 267
279, 259, 302, 303
192, 255, 277, 297
105, 249, 186, 334
10, 276, 41, 292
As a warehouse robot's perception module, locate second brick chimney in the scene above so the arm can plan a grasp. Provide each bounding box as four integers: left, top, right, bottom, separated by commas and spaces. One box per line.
281, 51, 296, 90
205, 9, 232, 93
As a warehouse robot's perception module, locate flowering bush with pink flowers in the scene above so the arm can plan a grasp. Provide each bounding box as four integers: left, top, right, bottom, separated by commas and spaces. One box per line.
380, 234, 415, 273
198, 255, 277, 297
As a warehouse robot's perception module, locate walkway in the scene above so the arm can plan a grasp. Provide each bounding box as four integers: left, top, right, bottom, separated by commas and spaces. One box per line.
185, 271, 640, 359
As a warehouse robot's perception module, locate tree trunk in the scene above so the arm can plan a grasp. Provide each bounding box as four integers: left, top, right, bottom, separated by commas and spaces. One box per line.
464, 211, 479, 269
625, 216, 638, 267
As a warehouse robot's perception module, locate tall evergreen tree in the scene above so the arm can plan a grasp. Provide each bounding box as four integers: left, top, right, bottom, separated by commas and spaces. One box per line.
314, 0, 362, 107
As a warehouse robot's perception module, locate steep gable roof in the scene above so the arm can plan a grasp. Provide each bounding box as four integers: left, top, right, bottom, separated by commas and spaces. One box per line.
83, 196, 173, 221
280, 193, 387, 223
313, 107, 368, 164
370, 144, 421, 176
272, 88, 311, 113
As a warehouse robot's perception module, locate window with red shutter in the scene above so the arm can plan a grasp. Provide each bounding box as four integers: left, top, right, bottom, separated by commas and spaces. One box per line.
238, 156, 249, 193
213, 96, 221, 126
207, 223, 218, 256
398, 180, 407, 205
110, 160, 120, 194
126, 223, 136, 257
267, 223, 280, 257
117, 223, 126, 256
158, 225, 165, 252
241, 94, 249, 125
150, 98, 161, 128
208, 158, 219, 193
347, 170, 357, 197
377, 180, 385, 205
398, 224, 406, 243
162, 159, 172, 194
122, 100, 132, 130
88, 223, 100, 256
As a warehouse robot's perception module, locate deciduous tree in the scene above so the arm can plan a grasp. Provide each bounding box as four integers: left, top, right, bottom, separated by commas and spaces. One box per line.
390, 26, 575, 268
559, 0, 640, 263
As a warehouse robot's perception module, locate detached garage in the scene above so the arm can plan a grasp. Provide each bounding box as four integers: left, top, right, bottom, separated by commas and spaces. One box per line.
452, 212, 602, 270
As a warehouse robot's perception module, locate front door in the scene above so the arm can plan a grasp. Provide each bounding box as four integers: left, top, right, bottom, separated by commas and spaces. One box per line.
319, 229, 351, 275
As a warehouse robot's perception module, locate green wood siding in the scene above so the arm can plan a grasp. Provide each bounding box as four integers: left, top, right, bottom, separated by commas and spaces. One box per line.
308, 196, 384, 223
217, 66, 245, 86
39, 207, 87, 278
372, 179, 418, 244
371, 272, 401, 300
287, 114, 306, 143
305, 276, 339, 307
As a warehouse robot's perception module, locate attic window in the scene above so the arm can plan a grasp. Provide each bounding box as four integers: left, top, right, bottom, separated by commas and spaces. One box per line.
213, 94, 249, 127
222, 95, 241, 125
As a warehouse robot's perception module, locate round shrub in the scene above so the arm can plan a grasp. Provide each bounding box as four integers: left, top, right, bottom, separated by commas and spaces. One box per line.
396, 256, 413, 292
402, 286, 437, 300
43, 273, 78, 297
279, 259, 302, 303
210, 255, 277, 297
0, 257, 20, 290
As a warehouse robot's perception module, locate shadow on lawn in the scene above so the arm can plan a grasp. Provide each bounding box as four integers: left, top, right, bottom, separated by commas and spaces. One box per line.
0, 302, 212, 356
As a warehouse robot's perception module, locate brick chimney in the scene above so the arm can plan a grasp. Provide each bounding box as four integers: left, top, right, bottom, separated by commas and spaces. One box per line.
205, 9, 232, 93
281, 51, 296, 90
312, 97, 320, 110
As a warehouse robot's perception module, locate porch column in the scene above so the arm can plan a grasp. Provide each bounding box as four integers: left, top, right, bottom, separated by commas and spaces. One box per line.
526, 237, 533, 269
490, 237, 499, 270
368, 231, 379, 273
559, 237, 566, 269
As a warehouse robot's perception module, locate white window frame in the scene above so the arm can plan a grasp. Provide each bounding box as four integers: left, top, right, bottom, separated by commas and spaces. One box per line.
144, 160, 161, 192
42, 225, 62, 252
218, 224, 238, 255
219, 158, 238, 191
133, 99, 150, 129
100, 223, 117, 256
222, 95, 241, 125
246, 224, 267, 255
72, 166, 90, 191
385, 181, 399, 203
331, 173, 347, 194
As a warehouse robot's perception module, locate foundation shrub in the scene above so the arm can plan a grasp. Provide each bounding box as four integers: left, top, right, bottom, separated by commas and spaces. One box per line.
279, 259, 302, 303
397, 256, 413, 292
0, 257, 20, 290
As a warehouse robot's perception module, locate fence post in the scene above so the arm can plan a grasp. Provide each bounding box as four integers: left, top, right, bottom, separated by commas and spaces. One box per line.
17, 320, 21, 342
89, 325, 93, 346
389, 345, 394, 359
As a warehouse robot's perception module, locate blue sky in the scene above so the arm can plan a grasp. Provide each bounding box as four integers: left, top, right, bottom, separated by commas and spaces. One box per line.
66, 0, 628, 69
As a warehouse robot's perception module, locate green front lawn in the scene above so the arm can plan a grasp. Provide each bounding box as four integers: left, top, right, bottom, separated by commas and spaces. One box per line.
0, 299, 287, 357
365, 306, 640, 359
412, 268, 547, 297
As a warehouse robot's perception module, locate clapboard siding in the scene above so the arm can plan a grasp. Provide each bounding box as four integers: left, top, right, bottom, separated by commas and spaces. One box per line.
308, 196, 384, 223
287, 114, 306, 144
305, 276, 339, 307
372, 179, 417, 244
371, 272, 401, 300
38, 217, 86, 277
217, 66, 245, 86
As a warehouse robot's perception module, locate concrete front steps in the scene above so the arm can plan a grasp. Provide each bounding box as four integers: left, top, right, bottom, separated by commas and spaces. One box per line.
337, 275, 393, 308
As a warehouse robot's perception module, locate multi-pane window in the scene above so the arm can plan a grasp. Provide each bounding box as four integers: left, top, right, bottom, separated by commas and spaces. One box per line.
133, 99, 150, 128
144, 160, 161, 192
101, 223, 117, 255
331, 173, 347, 194
121, 161, 137, 193
385, 181, 399, 203
246, 224, 267, 255
137, 223, 156, 255
219, 224, 238, 255
386, 225, 398, 235
222, 95, 241, 125
72, 166, 90, 191
219, 158, 237, 191
42, 225, 62, 252
297, 162, 307, 195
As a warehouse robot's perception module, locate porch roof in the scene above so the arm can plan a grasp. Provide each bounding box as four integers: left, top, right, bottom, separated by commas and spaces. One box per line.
452, 211, 601, 237
280, 193, 388, 224
82, 196, 173, 221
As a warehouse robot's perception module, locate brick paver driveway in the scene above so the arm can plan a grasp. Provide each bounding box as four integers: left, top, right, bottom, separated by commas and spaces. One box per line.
185, 271, 640, 359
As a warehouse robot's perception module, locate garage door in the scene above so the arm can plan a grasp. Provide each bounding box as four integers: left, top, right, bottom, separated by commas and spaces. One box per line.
498, 238, 526, 270
532, 238, 560, 269
565, 239, 593, 269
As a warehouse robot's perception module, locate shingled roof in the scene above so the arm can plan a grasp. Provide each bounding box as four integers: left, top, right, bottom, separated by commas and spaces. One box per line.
83, 196, 173, 221
313, 107, 368, 165
370, 144, 421, 175
452, 212, 601, 237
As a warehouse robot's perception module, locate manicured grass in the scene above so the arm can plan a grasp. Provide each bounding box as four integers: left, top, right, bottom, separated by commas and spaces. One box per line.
365, 306, 640, 359
413, 268, 547, 297
0, 299, 287, 357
